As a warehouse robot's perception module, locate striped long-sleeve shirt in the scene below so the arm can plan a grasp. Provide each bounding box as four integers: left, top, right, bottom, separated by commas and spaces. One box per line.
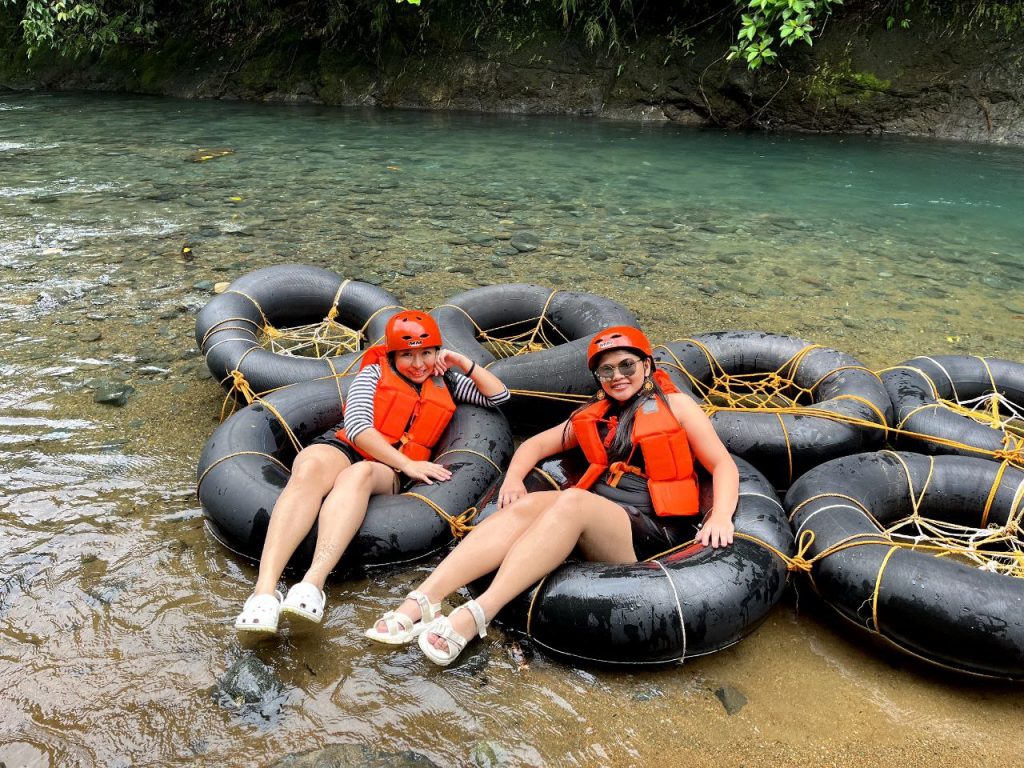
341, 364, 510, 443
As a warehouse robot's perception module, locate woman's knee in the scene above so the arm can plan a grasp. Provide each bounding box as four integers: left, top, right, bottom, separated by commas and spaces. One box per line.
289, 447, 345, 488
331, 460, 377, 491
549, 488, 592, 516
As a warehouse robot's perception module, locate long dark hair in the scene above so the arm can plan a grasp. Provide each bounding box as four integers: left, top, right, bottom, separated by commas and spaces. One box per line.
564, 355, 670, 461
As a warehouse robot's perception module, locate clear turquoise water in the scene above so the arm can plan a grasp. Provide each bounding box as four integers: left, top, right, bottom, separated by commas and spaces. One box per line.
0, 92, 1021, 768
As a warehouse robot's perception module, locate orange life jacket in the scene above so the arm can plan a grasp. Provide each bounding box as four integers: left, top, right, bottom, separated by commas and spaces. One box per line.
336, 345, 457, 462
571, 392, 699, 517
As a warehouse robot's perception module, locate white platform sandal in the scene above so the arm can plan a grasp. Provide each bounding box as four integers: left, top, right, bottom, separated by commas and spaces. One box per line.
418, 599, 488, 666
234, 590, 284, 634
365, 590, 442, 645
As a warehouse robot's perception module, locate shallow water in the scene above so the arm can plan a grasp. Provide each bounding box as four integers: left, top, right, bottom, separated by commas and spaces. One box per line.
0, 92, 1022, 768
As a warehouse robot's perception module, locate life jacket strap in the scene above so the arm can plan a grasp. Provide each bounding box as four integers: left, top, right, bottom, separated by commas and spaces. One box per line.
606, 460, 647, 488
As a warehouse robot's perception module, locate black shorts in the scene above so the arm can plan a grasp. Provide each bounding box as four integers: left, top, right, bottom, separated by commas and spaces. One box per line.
308, 427, 403, 493
622, 503, 700, 560
591, 478, 699, 560
309, 427, 363, 464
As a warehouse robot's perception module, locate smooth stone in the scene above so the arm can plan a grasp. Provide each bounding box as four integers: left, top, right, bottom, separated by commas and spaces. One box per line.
490, 257, 509, 268
88, 581, 126, 605
82, 331, 102, 342
631, 687, 664, 702
192, 280, 215, 291
470, 741, 512, 768
448, 265, 474, 274
93, 383, 136, 406
447, 236, 470, 245
265, 744, 440, 768
716, 254, 738, 264
715, 685, 748, 715
171, 382, 189, 395
213, 282, 230, 293
218, 656, 282, 708
623, 264, 648, 278
493, 246, 518, 257
589, 248, 610, 261
510, 232, 541, 252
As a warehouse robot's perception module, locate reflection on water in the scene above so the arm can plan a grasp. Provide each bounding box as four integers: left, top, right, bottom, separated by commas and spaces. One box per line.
0, 93, 1021, 767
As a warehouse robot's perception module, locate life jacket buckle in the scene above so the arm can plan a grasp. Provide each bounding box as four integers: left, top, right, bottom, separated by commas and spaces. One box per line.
607, 460, 646, 488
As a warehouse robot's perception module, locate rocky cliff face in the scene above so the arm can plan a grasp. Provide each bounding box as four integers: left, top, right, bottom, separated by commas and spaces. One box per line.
2, 12, 1022, 145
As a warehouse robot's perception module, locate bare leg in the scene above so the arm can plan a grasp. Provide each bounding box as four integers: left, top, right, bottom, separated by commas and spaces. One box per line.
252, 444, 351, 596
428, 488, 636, 651
373, 491, 561, 631
301, 461, 399, 590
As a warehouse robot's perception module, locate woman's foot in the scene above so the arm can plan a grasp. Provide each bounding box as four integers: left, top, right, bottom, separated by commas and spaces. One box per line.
234, 590, 284, 634
365, 590, 442, 645
418, 599, 488, 666
280, 581, 327, 624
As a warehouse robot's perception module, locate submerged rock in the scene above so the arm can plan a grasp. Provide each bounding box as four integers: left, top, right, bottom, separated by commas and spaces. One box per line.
265, 744, 440, 768
470, 741, 512, 768
218, 655, 283, 709
93, 381, 136, 406
714, 685, 747, 715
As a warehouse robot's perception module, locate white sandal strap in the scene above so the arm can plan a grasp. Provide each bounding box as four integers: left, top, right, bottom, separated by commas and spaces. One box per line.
380, 610, 414, 635
407, 590, 437, 623
462, 599, 488, 639
430, 616, 469, 654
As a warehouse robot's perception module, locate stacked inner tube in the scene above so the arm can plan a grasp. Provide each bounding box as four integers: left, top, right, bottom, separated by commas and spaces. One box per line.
654, 331, 893, 489
195, 264, 402, 395
197, 376, 513, 572
470, 454, 794, 666
432, 284, 637, 429
785, 451, 1024, 679
882, 355, 1024, 461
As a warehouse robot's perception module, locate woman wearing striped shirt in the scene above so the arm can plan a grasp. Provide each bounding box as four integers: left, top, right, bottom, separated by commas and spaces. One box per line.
234, 311, 509, 634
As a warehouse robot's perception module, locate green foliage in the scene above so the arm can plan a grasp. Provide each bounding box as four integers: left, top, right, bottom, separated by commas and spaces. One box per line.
727, 0, 842, 69
6, 0, 1024, 72
1, 1, 155, 57
806, 58, 890, 101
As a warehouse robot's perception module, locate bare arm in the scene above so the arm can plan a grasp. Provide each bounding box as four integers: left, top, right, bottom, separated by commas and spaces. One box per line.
498, 421, 575, 508
434, 348, 507, 399
666, 393, 739, 547
351, 429, 452, 485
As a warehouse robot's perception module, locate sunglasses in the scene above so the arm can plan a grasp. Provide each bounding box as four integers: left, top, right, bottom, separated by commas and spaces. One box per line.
593, 358, 642, 381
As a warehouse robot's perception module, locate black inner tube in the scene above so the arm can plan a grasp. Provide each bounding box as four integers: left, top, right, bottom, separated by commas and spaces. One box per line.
195, 264, 402, 395
785, 450, 1024, 680
654, 331, 893, 489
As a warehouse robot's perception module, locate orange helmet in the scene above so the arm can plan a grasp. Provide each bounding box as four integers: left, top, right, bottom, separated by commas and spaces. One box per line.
586, 326, 653, 369
385, 311, 443, 352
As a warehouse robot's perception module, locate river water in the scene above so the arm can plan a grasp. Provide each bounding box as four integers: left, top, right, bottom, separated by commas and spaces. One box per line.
0, 92, 1022, 767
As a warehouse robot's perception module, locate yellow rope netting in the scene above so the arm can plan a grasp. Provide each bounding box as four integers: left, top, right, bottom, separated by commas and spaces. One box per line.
204, 284, 400, 404
202, 284, 400, 362
436, 289, 569, 361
